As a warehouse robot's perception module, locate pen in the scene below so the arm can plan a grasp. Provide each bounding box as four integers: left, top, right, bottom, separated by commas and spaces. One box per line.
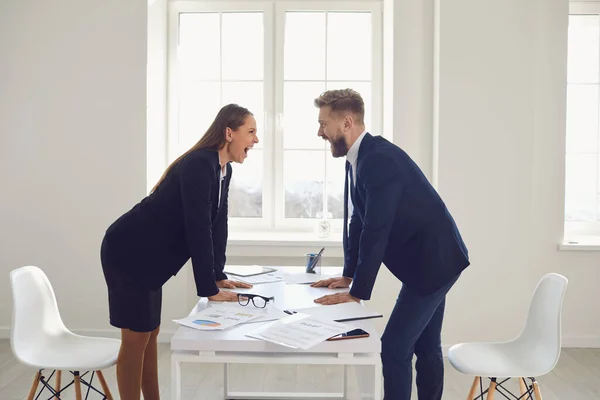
307, 247, 325, 273
283, 310, 297, 315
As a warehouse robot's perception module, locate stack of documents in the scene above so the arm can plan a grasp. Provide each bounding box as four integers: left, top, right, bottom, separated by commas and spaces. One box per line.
246, 313, 352, 350
173, 304, 265, 331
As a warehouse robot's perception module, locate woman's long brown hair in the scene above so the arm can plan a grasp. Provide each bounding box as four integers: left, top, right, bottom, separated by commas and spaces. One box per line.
151, 103, 252, 193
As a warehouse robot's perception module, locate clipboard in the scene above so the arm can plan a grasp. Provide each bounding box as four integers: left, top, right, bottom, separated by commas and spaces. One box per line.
224, 265, 277, 277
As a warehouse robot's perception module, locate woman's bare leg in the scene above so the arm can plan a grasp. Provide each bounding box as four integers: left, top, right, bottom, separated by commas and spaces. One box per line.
141, 325, 161, 400
117, 329, 151, 400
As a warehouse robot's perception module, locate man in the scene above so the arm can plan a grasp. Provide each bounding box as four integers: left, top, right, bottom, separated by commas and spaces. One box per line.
311, 89, 470, 400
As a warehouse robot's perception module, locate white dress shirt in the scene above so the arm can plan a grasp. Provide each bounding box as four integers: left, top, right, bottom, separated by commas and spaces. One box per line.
345, 131, 367, 215
218, 155, 227, 207
346, 131, 367, 188
346, 130, 367, 187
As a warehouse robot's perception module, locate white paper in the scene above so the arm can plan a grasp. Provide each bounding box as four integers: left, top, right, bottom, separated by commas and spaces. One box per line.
233, 303, 289, 324
236, 273, 284, 285
291, 302, 383, 322
174, 305, 264, 331
184, 302, 289, 325
246, 313, 351, 349
283, 272, 328, 284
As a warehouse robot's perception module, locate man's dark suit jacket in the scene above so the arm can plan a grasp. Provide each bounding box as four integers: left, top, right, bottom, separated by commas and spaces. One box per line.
102, 149, 230, 297
343, 133, 470, 300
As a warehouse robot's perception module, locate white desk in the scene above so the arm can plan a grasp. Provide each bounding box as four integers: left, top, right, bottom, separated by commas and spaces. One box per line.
170, 267, 382, 400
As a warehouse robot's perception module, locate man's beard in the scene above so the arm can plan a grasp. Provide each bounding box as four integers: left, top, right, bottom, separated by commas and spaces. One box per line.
330, 135, 348, 158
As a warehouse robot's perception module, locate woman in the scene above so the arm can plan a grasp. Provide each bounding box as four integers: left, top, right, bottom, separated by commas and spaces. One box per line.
100, 104, 259, 400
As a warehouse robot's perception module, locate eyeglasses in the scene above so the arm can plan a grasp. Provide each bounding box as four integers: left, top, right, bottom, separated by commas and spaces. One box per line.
237, 293, 275, 309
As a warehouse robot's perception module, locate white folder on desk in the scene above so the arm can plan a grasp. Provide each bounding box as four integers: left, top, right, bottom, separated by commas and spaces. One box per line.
290, 302, 383, 323
282, 272, 327, 284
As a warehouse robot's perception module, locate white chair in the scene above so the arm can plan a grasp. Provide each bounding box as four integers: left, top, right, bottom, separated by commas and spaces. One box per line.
448, 273, 568, 400
10, 266, 121, 400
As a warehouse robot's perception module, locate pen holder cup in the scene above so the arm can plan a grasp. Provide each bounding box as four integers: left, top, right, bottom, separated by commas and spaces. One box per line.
305, 253, 322, 274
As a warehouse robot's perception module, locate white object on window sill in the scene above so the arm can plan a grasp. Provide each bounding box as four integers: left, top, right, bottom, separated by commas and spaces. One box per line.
559, 236, 600, 251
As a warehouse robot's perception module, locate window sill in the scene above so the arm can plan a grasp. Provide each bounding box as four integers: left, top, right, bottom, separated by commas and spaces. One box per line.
559, 236, 600, 251
226, 231, 344, 258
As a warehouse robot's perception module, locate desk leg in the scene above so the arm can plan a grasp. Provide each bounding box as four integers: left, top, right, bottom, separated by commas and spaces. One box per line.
171, 355, 181, 400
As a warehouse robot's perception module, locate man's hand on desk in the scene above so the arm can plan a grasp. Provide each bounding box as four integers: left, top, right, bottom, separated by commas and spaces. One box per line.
216, 279, 253, 289
310, 276, 352, 289
314, 293, 360, 305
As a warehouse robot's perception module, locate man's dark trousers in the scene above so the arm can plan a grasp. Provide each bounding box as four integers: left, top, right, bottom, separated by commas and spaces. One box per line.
381, 274, 460, 399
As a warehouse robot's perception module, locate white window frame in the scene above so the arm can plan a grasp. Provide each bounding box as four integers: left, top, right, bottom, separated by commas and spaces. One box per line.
168, 0, 383, 234
565, 1, 600, 239
168, 1, 275, 232
273, 1, 383, 233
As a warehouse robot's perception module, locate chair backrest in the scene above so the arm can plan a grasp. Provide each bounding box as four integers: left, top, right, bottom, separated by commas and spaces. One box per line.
517, 273, 568, 373
10, 266, 69, 361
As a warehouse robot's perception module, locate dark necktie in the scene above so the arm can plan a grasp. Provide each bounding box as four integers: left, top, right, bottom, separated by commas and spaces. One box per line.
349, 162, 355, 201
343, 161, 352, 248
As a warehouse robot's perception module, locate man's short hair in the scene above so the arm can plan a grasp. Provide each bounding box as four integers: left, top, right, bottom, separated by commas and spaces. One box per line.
314, 88, 365, 124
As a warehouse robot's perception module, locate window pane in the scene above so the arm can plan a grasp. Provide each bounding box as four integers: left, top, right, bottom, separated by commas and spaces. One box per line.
565, 154, 597, 221
284, 12, 326, 80
178, 82, 221, 154
284, 150, 325, 218
284, 82, 327, 149
222, 82, 264, 149
327, 12, 371, 80
326, 81, 372, 132
568, 15, 600, 84
566, 84, 599, 154
326, 155, 346, 219
179, 13, 220, 81
222, 12, 264, 80
229, 149, 263, 217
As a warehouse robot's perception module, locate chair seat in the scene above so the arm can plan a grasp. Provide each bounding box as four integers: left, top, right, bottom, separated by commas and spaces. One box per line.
448, 342, 552, 378
17, 333, 120, 371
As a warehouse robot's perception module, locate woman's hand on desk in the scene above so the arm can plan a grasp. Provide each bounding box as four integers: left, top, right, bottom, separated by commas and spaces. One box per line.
314, 293, 360, 305
310, 276, 352, 289
207, 290, 239, 302
216, 279, 253, 289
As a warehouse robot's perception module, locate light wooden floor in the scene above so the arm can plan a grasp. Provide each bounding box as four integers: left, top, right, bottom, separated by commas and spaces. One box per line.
1, 340, 599, 399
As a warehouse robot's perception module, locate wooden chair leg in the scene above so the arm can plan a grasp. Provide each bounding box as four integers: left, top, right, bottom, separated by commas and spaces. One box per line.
27, 371, 41, 400
519, 377, 528, 398
54, 370, 62, 399
74, 372, 82, 400
467, 376, 481, 400
532, 380, 543, 400
487, 379, 497, 400
96, 370, 114, 400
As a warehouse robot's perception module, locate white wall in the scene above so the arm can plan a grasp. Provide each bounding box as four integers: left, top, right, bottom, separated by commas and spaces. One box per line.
1, 0, 599, 348
431, 0, 600, 347
370, 0, 600, 347
0, 0, 165, 339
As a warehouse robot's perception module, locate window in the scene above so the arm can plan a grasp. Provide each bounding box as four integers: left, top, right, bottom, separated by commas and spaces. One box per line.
565, 2, 600, 237
168, 1, 382, 233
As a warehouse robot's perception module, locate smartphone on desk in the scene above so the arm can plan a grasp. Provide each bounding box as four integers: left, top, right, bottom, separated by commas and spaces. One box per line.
327, 328, 370, 341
